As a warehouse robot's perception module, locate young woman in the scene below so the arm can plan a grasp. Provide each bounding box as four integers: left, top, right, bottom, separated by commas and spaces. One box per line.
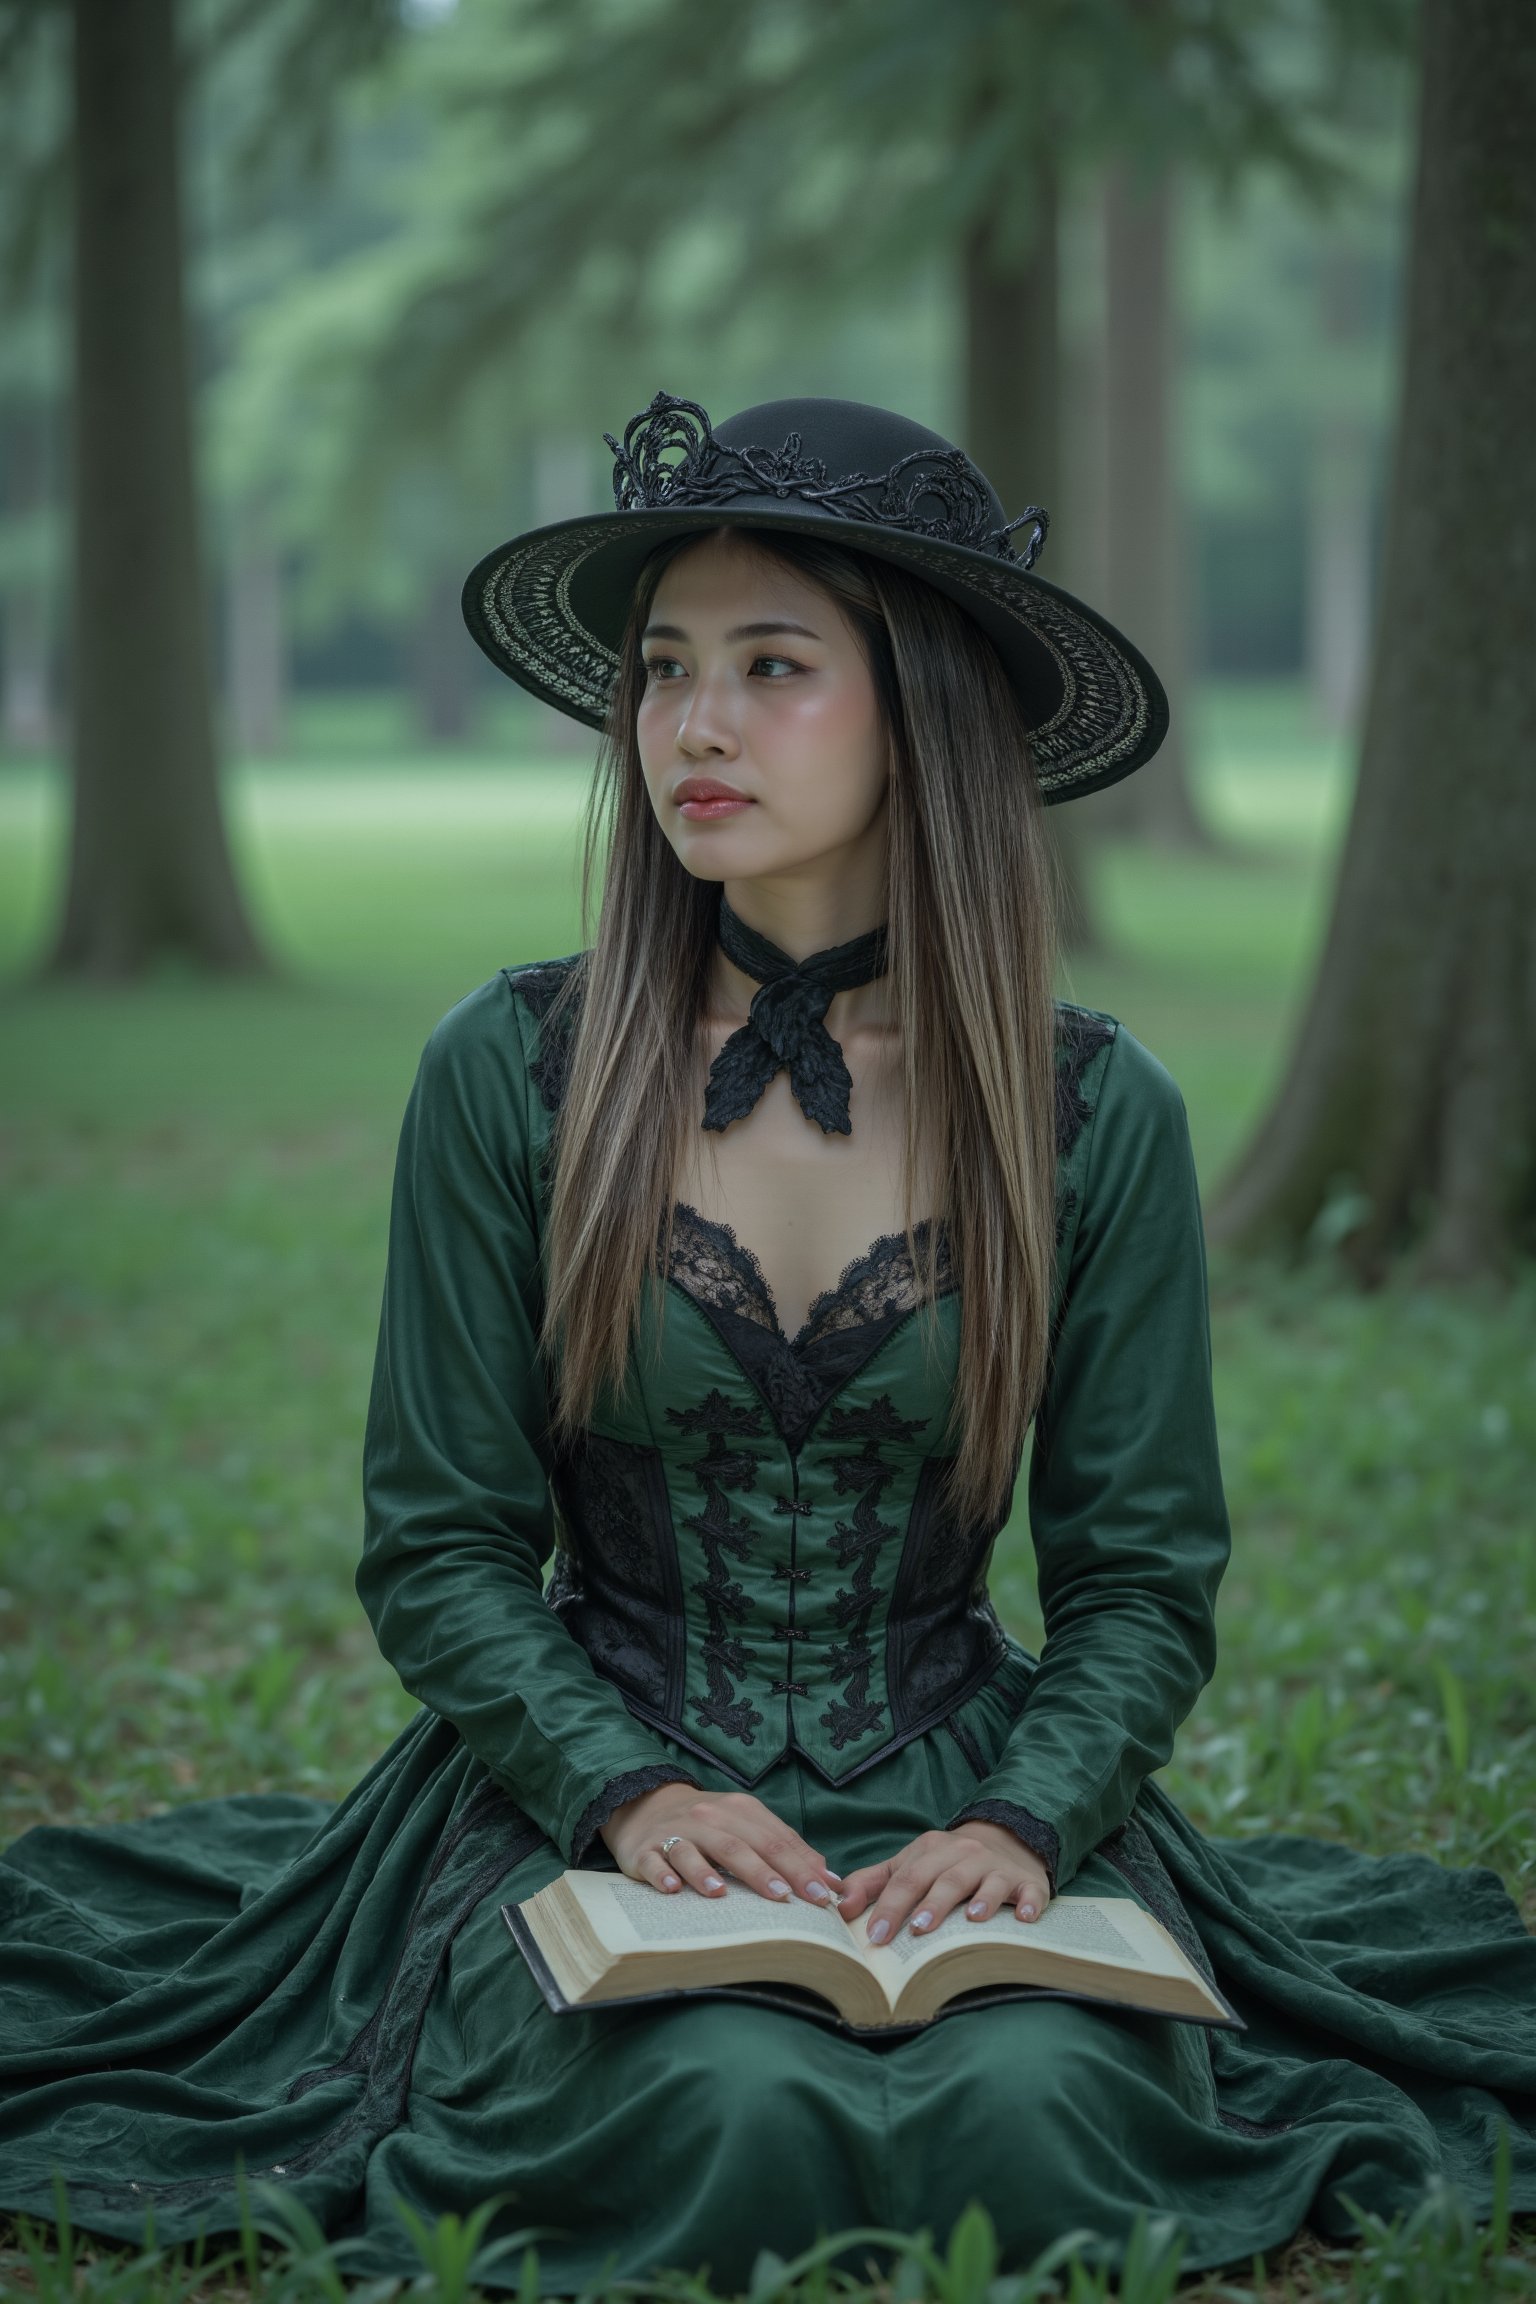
2, 391, 1533, 2292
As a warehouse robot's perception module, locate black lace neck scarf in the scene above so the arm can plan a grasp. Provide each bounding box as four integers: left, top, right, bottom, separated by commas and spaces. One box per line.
701, 894, 890, 1137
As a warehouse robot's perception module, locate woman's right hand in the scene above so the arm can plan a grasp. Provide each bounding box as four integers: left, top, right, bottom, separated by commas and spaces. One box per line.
599, 1781, 844, 1911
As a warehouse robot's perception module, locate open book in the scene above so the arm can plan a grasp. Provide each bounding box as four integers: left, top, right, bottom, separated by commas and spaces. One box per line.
503, 1869, 1242, 2037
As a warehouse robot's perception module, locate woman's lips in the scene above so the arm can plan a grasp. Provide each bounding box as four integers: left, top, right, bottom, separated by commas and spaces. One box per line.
678, 796, 754, 819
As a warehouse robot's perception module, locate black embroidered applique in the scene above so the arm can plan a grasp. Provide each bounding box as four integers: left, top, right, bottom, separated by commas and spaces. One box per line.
818, 1395, 931, 1751
606, 390, 1049, 568
666, 1386, 773, 1746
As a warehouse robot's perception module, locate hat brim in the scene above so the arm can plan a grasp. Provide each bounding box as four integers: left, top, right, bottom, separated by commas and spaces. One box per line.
461, 500, 1169, 805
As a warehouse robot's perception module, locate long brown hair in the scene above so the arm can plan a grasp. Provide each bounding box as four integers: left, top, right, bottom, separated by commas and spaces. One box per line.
536, 524, 1062, 1533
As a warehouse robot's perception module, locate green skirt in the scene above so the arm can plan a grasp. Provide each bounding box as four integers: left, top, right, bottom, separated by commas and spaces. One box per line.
3, 1642, 1535, 2293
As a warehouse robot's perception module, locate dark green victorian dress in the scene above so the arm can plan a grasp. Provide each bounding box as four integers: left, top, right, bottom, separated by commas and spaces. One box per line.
3, 957, 1534, 2291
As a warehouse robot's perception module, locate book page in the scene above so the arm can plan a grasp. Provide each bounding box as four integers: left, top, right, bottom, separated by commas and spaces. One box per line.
570, 1871, 859, 1953
882, 1894, 1166, 1972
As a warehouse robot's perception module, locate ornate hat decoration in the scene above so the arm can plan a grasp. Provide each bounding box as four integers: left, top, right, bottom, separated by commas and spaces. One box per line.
462, 389, 1169, 803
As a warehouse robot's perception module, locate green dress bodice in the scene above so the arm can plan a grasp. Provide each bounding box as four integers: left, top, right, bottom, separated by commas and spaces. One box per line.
358, 956, 1232, 1893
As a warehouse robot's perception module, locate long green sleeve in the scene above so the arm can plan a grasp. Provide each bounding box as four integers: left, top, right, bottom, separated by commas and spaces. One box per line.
948, 1021, 1231, 1892
357, 975, 699, 1866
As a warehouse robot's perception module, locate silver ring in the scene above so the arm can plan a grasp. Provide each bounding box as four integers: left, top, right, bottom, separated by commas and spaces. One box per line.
660, 1834, 684, 1856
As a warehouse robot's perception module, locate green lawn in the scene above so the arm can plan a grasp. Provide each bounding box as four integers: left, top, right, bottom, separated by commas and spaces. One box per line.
1, 683, 1533, 2299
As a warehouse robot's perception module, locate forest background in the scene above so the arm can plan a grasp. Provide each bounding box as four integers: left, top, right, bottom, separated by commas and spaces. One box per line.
0, 0, 1533, 2290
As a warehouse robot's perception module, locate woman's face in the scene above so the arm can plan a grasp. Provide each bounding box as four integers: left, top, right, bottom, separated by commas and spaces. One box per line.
636, 531, 888, 889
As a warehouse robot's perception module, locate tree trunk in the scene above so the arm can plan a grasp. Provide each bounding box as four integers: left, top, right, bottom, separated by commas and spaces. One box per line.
1205, 0, 1536, 1283
962, 162, 1100, 956
225, 501, 287, 758
1089, 162, 1215, 850
49, 0, 268, 977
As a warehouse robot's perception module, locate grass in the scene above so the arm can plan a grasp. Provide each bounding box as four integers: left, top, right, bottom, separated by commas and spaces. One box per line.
0, 681, 1532, 2298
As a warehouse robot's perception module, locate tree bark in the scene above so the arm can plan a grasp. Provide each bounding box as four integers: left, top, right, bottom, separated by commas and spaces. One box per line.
1205, 0, 1536, 1283
962, 162, 1100, 956
49, 0, 268, 977
1089, 162, 1215, 850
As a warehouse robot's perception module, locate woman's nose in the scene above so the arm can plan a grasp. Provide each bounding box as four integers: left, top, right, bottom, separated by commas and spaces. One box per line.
676, 665, 740, 757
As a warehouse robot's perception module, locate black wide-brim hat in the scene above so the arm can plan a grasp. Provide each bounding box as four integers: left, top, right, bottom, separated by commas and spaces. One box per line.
462, 390, 1168, 804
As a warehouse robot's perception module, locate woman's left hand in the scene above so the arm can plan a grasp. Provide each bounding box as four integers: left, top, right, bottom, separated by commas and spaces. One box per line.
834, 1822, 1052, 1946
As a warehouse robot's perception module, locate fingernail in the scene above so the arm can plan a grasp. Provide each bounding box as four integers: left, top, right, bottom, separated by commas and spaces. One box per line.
911, 1909, 933, 1931
662, 1874, 679, 1888
967, 1899, 986, 1917
703, 1875, 724, 1891
804, 1882, 831, 1901
868, 1918, 890, 1944
1019, 1903, 1036, 1918
824, 1869, 843, 1881
766, 1877, 791, 1897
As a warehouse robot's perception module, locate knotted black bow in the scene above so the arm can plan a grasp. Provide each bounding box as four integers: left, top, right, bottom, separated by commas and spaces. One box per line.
702, 895, 890, 1136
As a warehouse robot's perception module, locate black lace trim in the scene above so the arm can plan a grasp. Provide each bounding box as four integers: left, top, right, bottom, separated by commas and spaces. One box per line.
664, 1386, 773, 1747
502, 952, 585, 1121
1051, 1006, 1117, 1251
662, 1200, 954, 1455
606, 390, 1049, 568
818, 1395, 932, 1752
1095, 1815, 1214, 1985
569, 1764, 703, 1868
670, 1200, 952, 1351
948, 1799, 1061, 1896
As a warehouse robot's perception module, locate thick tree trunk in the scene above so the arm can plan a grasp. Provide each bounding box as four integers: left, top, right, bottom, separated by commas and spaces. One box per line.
225, 502, 287, 758
1089, 162, 1215, 850
49, 0, 268, 977
1206, 0, 1536, 1283
962, 163, 1100, 956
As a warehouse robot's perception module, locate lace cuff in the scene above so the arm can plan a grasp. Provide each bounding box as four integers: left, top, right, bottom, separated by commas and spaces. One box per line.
947, 1800, 1061, 1897
569, 1766, 703, 1868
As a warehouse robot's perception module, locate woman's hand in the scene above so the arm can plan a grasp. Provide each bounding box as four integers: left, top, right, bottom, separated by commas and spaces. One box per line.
834, 1822, 1052, 1945
599, 1782, 845, 1911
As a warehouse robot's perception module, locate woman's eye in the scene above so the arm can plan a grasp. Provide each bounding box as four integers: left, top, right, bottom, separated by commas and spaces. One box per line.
752, 655, 802, 677
643, 656, 684, 680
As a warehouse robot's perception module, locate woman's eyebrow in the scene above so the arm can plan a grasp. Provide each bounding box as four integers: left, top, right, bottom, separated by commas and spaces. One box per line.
641, 620, 823, 643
